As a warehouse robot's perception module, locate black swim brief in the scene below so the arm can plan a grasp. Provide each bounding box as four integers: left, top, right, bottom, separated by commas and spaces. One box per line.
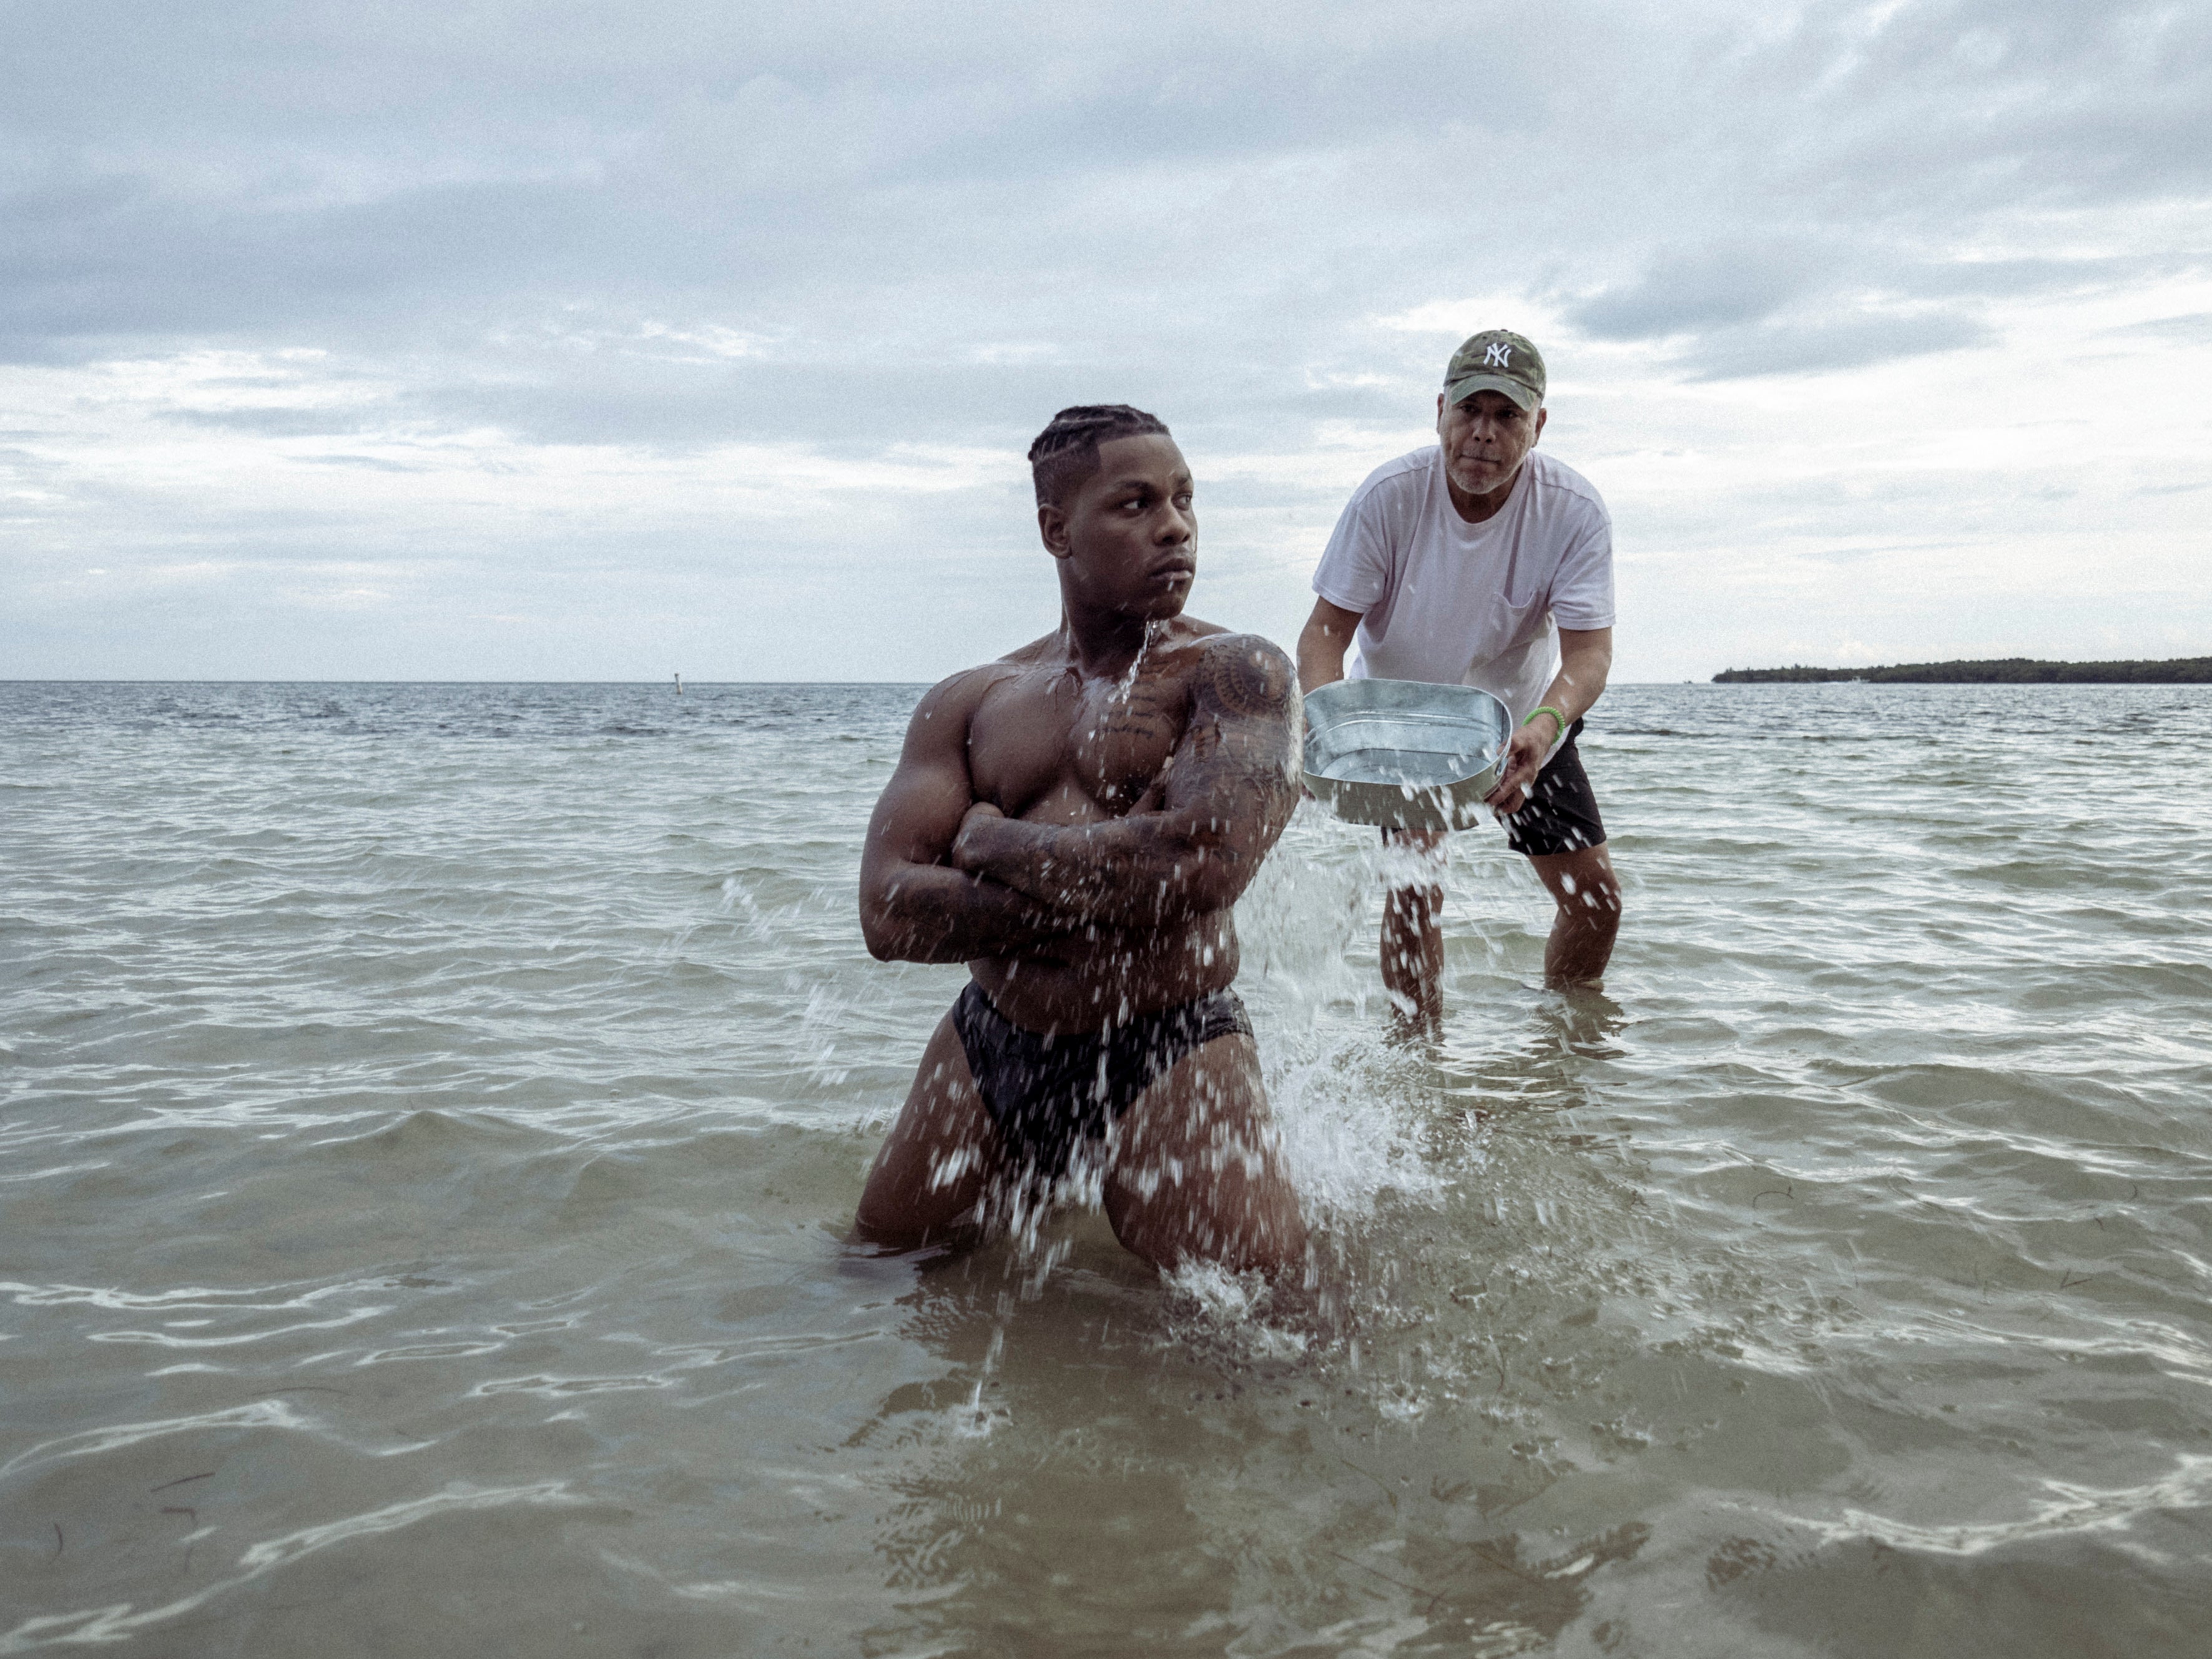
1380, 716, 1606, 859
951, 981, 1252, 1184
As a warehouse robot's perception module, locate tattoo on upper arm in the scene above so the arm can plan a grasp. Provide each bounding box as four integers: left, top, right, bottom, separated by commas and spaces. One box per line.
1177, 638, 1300, 809
1199, 638, 1295, 717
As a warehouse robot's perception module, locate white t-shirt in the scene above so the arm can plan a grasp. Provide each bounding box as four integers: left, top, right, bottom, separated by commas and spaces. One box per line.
1310, 446, 1615, 727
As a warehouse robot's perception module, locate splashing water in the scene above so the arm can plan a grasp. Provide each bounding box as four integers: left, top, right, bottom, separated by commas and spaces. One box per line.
1111, 618, 1166, 703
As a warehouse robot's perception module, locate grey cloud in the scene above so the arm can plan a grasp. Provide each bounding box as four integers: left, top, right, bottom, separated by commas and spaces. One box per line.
0, 169, 613, 358
406, 342, 1415, 458
1558, 235, 2025, 378
1900, 255, 2150, 301
167, 408, 378, 437
4, 1, 2197, 358
1566, 244, 1835, 341
1681, 311, 1998, 380
2110, 312, 2212, 342
298, 454, 424, 472
1710, 0, 2212, 214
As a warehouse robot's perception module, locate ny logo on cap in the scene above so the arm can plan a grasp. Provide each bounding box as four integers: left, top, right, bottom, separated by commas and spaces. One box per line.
1484, 343, 1512, 367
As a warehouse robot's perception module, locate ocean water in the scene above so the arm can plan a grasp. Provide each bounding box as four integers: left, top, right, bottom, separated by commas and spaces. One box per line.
3, 679, 2210, 1657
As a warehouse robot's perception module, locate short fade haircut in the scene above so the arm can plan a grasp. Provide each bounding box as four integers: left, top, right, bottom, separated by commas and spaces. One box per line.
1028, 404, 1171, 509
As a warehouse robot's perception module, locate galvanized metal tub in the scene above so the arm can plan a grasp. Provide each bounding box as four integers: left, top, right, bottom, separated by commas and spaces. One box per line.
1301, 678, 1513, 831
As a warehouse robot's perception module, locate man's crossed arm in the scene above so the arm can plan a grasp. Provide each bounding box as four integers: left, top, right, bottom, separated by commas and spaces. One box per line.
858, 667, 1069, 964
950, 636, 1300, 930
857, 636, 1301, 964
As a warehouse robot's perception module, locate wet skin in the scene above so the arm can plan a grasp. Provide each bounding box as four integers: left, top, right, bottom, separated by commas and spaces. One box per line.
855, 435, 1308, 1276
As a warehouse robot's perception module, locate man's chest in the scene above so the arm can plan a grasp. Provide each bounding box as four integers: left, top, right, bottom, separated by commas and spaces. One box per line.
966, 668, 1191, 822
1366, 514, 1561, 652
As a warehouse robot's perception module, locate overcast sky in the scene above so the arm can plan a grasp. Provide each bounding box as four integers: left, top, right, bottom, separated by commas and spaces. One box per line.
5, 0, 2207, 682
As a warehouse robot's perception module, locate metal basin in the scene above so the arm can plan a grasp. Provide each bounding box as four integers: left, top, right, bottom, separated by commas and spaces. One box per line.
1302, 678, 1512, 830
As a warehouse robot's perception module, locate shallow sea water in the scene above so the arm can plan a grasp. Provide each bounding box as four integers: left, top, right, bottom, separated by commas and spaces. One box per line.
3, 679, 2210, 1656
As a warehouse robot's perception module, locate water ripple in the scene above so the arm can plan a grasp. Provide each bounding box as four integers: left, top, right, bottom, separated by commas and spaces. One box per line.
4, 681, 2209, 1653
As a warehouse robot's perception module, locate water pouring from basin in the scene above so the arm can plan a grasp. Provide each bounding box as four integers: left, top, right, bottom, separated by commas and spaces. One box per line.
1300, 678, 1513, 830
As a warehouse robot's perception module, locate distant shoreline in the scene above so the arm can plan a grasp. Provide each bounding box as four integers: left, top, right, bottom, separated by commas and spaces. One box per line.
1713, 656, 2212, 685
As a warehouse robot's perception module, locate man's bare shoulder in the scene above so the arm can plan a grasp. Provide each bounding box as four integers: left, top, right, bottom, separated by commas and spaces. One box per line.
1150, 617, 1272, 690
917, 631, 1063, 703
1190, 631, 1297, 719
904, 660, 1023, 745
998, 630, 1068, 665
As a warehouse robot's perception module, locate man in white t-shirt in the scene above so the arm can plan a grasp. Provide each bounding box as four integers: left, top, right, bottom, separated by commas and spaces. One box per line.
1298, 329, 1621, 1031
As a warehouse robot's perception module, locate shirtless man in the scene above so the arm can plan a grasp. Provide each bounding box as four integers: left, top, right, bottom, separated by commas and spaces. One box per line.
854, 404, 1307, 1278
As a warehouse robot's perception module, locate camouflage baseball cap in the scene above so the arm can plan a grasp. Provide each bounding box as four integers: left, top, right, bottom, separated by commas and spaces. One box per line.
1443, 330, 1546, 411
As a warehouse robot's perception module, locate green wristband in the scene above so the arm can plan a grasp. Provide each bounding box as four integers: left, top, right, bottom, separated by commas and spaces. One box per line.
1523, 704, 1568, 741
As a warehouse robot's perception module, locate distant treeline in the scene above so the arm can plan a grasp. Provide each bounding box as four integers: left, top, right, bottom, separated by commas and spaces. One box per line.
1713, 657, 2212, 685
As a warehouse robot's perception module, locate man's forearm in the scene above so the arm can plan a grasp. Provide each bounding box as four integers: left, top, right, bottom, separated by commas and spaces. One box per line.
956, 812, 1239, 930
1489, 638, 1613, 807
1533, 671, 1595, 729
1297, 621, 1349, 694
862, 863, 1079, 963
1535, 645, 1611, 731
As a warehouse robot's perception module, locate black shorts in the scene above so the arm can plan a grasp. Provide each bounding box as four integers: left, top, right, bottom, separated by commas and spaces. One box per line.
1382, 717, 1607, 859
950, 982, 1252, 1184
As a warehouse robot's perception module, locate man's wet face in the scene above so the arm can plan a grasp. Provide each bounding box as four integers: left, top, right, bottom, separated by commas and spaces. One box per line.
1437, 390, 1545, 500
1054, 434, 1196, 621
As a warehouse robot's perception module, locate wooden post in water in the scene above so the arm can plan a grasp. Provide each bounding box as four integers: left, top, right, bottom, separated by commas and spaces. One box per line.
674, 672, 682, 696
